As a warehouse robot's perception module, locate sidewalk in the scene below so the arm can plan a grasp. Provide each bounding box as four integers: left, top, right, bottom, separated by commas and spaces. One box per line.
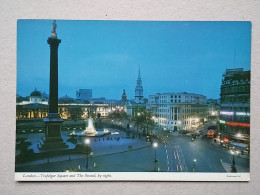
210, 140, 249, 160
220, 159, 248, 173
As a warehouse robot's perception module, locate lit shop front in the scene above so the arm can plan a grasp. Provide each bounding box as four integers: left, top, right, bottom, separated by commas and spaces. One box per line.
219, 118, 250, 154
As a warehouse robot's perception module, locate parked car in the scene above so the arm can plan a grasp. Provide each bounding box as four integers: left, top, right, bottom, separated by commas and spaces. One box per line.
179, 130, 188, 134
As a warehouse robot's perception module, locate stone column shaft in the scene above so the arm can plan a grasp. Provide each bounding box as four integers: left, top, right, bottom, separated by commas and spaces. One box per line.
47, 38, 61, 114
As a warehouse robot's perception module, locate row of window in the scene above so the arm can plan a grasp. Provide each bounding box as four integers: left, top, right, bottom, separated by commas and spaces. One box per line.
222, 79, 249, 86
158, 108, 207, 115
221, 124, 249, 135
157, 119, 198, 126
221, 107, 250, 112
220, 115, 250, 123
221, 95, 250, 103
221, 85, 250, 94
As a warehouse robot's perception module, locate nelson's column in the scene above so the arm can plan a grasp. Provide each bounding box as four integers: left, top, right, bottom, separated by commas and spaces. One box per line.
43, 21, 66, 150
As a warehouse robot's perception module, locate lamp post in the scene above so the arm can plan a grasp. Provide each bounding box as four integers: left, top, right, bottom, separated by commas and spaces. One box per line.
230, 150, 237, 173
85, 138, 90, 170
193, 159, 196, 172
153, 142, 158, 172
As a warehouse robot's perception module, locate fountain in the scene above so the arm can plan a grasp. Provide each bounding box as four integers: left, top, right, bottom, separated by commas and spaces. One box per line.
68, 118, 112, 137
83, 118, 98, 136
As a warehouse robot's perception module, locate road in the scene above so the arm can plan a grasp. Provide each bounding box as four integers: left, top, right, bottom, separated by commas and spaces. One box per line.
156, 120, 249, 172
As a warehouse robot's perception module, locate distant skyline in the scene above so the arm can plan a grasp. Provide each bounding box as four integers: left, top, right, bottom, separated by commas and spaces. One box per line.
17, 20, 251, 100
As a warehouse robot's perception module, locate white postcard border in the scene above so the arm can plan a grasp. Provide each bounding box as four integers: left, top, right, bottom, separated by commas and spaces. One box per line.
15, 172, 250, 182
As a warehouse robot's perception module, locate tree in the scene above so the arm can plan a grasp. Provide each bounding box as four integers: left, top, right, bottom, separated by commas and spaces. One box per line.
108, 110, 128, 123
16, 138, 34, 161
68, 106, 83, 124
74, 142, 92, 154
133, 110, 155, 135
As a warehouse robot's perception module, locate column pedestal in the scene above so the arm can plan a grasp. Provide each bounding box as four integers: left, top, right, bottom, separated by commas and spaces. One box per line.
42, 113, 67, 150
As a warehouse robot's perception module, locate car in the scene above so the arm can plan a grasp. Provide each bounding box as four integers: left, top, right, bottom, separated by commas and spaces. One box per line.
179, 130, 188, 134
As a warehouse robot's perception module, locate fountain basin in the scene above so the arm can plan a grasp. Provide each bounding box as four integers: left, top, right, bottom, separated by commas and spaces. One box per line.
70, 129, 111, 137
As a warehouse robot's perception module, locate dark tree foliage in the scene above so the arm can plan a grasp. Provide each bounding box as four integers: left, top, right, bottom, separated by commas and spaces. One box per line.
68, 106, 83, 123
132, 110, 155, 135
74, 143, 92, 154
108, 110, 128, 122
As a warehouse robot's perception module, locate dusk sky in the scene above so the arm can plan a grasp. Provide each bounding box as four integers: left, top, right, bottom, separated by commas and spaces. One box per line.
17, 20, 251, 100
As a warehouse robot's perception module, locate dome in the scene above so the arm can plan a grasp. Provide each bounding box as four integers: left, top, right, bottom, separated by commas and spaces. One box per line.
30, 90, 41, 97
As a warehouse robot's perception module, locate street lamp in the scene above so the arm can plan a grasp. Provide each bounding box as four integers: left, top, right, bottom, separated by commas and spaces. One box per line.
236, 133, 242, 138
193, 159, 196, 172
231, 155, 237, 172
153, 142, 159, 172
230, 150, 238, 173
85, 138, 90, 170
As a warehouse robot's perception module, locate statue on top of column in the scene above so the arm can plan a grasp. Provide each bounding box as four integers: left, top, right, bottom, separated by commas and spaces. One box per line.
51, 20, 57, 38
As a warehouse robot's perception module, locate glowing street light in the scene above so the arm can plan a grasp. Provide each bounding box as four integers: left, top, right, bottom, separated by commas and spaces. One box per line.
193, 159, 197, 172
211, 111, 217, 116
85, 138, 90, 170
236, 133, 242, 138
153, 142, 159, 172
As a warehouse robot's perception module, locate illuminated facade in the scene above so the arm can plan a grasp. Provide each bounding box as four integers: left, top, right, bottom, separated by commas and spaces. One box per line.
16, 89, 48, 119
219, 68, 250, 152
127, 101, 146, 117
16, 90, 109, 120
59, 103, 109, 119
207, 99, 220, 119
147, 92, 208, 131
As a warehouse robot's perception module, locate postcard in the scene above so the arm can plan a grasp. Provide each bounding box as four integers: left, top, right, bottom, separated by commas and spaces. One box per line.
15, 20, 250, 181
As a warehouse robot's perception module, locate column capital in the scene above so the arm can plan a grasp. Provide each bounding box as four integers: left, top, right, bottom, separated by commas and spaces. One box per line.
47, 37, 61, 46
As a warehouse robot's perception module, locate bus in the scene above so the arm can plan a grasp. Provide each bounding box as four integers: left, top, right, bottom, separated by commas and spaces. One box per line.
207, 130, 215, 138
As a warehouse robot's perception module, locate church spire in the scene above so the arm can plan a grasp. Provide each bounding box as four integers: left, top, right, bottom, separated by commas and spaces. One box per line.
135, 67, 144, 103
138, 66, 141, 79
